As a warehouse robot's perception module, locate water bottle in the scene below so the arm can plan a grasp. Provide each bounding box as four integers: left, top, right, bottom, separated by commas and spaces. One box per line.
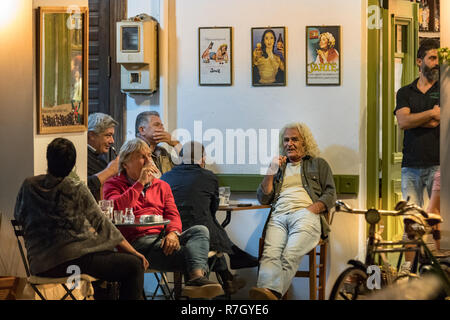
125, 208, 134, 224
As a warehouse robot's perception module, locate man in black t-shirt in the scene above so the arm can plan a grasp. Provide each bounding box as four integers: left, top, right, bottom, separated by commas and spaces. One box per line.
394, 39, 440, 209
394, 39, 440, 270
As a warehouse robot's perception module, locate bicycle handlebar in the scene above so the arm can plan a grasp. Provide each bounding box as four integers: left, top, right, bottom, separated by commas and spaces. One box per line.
335, 200, 429, 218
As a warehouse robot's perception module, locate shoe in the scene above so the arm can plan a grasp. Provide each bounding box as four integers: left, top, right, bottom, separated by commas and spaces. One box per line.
249, 287, 279, 300
182, 276, 224, 299
229, 246, 259, 269
223, 275, 246, 295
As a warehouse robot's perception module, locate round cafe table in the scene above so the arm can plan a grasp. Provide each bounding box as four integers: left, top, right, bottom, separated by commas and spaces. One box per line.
217, 204, 271, 228
114, 219, 171, 228
111, 219, 171, 300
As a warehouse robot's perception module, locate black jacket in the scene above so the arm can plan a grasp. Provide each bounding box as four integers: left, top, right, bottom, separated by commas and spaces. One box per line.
87, 147, 108, 201
161, 164, 233, 253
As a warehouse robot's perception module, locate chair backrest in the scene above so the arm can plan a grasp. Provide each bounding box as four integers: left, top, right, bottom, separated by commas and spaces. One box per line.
10, 220, 31, 277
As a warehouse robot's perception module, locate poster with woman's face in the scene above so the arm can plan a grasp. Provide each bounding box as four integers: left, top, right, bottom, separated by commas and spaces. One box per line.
199, 27, 232, 86
306, 26, 341, 85
251, 27, 286, 86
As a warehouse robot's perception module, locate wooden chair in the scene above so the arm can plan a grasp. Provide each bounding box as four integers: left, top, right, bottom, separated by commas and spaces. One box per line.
292, 240, 327, 300
0, 277, 20, 300
258, 233, 328, 300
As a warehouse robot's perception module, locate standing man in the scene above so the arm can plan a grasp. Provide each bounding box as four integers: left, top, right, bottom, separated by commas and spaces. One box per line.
394, 39, 440, 271
87, 113, 120, 201
394, 39, 440, 208
135, 111, 181, 177
250, 123, 336, 300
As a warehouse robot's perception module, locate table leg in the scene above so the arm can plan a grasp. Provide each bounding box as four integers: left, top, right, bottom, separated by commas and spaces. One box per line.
221, 210, 232, 228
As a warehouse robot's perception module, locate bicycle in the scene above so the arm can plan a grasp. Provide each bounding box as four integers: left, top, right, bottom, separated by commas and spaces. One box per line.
329, 200, 450, 300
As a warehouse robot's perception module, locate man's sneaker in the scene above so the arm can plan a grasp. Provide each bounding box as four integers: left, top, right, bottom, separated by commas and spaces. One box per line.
223, 275, 246, 295
182, 276, 224, 299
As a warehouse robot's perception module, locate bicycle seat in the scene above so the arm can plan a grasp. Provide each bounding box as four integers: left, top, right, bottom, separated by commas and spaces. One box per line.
404, 212, 426, 226
425, 213, 443, 227
404, 213, 427, 239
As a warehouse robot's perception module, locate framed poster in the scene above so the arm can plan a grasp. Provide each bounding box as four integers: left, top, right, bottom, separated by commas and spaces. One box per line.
306, 26, 341, 86
251, 27, 286, 86
199, 27, 232, 86
37, 7, 88, 134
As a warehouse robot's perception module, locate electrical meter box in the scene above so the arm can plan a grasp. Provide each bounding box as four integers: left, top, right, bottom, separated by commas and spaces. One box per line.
116, 17, 158, 93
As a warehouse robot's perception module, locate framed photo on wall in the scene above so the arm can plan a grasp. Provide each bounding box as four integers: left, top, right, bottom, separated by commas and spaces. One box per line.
198, 27, 232, 86
306, 25, 341, 86
37, 7, 89, 134
251, 27, 286, 86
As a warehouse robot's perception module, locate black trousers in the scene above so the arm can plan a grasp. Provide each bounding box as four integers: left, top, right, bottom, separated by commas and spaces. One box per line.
37, 251, 144, 300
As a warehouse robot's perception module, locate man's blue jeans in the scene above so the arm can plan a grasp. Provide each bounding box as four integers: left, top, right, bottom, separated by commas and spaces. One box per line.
132, 225, 210, 275
257, 208, 321, 296
401, 166, 439, 207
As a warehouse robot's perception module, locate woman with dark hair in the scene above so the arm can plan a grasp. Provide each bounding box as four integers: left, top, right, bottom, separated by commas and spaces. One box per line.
15, 138, 148, 300
253, 29, 285, 84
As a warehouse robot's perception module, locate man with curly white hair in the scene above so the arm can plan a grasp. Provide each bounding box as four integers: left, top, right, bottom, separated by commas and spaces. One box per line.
250, 123, 337, 300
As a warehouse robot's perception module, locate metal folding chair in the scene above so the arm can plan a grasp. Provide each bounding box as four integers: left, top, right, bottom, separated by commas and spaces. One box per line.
143, 269, 175, 300
11, 219, 97, 300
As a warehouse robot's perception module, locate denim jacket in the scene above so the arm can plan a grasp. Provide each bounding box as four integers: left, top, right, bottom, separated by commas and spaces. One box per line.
257, 156, 337, 240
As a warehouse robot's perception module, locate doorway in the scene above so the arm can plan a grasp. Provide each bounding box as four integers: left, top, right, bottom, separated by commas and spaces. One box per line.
367, 0, 420, 241
88, 0, 127, 148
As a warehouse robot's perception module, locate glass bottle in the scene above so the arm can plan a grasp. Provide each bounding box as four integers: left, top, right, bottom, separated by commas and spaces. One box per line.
125, 208, 134, 224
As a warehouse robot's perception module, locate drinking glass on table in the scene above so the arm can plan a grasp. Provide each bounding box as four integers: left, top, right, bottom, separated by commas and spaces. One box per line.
99, 200, 114, 220
219, 186, 231, 206
113, 210, 124, 224
223, 187, 231, 205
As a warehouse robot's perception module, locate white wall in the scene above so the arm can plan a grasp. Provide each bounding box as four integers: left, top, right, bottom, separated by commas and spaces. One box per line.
0, 0, 34, 276
125, 0, 166, 140
175, 0, 364, 177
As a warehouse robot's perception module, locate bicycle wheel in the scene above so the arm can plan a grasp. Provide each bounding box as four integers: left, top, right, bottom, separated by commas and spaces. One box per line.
329, 267, 369, 300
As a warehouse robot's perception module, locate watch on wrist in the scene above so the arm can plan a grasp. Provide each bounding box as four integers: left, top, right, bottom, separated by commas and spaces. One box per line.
173, 231, 181, 238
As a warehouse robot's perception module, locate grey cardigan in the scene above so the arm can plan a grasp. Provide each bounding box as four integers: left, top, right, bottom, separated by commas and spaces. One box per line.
257, 156, 337, 240
14, 174, 124, 275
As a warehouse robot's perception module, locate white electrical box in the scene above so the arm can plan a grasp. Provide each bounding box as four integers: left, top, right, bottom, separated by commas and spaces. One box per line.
117, 17, 158, 93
